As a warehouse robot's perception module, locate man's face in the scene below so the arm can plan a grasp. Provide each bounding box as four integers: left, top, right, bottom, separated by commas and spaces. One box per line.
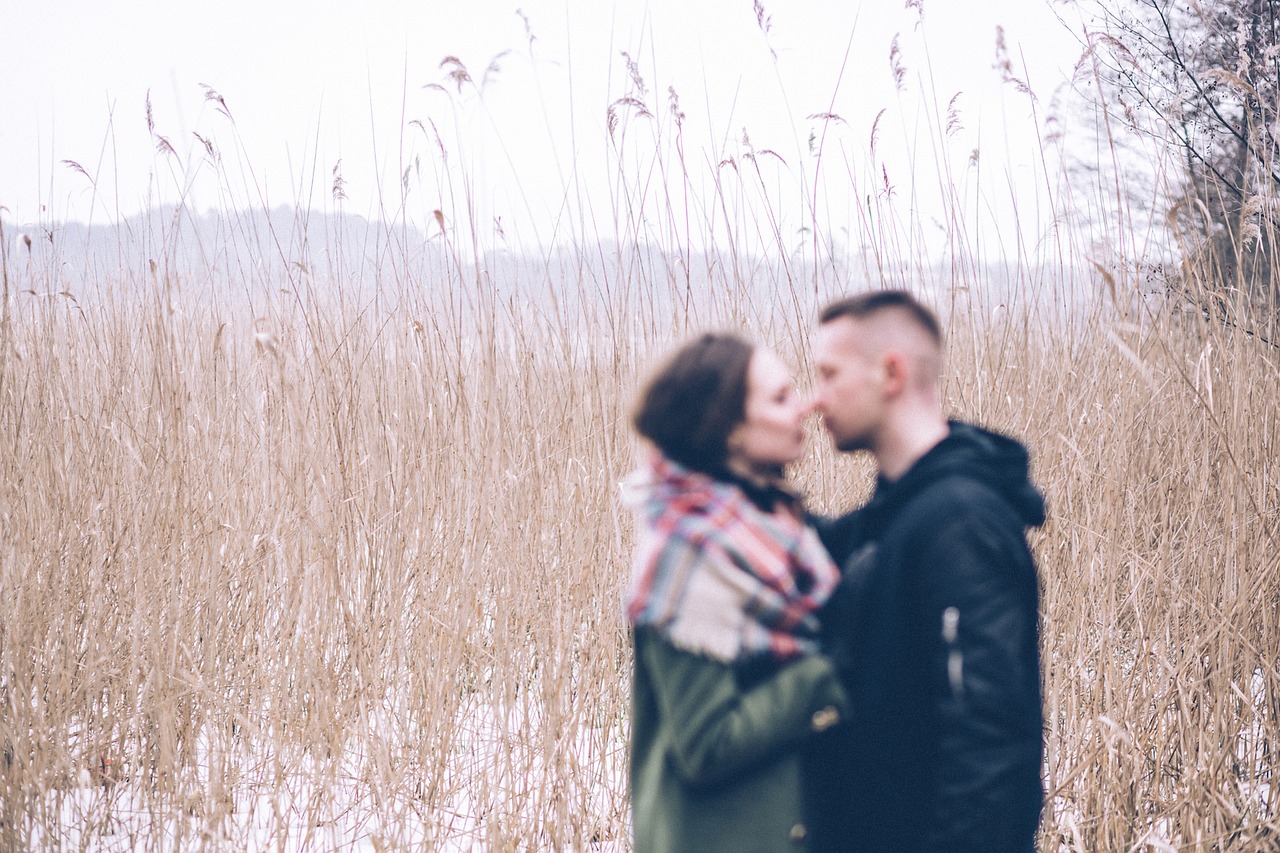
810, 317, 885, 453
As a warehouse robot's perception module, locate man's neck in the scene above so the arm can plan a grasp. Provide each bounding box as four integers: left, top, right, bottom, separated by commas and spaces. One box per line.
875, 411, 950, 482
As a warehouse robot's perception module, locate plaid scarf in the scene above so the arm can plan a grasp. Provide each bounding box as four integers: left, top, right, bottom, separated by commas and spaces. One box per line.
621, 453, 840, 663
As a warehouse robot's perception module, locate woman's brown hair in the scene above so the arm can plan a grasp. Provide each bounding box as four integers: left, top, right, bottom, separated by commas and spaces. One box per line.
632, 333, 754, 480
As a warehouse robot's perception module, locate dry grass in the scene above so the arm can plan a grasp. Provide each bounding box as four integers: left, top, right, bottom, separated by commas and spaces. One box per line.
2, 18, 1279, 852
0, 245, 638, 848
3, 223, 1276, 852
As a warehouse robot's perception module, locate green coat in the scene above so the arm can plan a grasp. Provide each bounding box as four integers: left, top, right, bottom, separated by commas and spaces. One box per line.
629, 626, 849, 853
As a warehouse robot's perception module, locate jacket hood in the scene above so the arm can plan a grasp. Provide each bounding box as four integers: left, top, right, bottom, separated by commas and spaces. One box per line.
866, 420, 1046, 528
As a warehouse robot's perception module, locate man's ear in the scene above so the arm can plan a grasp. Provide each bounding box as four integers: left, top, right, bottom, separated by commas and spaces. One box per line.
880, 350, 909, 397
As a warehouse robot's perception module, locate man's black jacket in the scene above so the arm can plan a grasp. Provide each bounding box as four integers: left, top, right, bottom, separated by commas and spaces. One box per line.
805, 420, 1045, 853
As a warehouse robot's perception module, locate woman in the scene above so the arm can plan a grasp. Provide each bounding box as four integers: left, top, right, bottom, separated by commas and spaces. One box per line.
623, 332, 847, 853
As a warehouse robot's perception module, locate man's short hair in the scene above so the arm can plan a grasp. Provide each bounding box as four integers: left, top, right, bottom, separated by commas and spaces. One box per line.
818, 290, 943, 346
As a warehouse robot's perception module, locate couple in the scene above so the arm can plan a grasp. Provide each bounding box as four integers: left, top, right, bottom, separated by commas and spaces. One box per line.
623, 291, 1046, 853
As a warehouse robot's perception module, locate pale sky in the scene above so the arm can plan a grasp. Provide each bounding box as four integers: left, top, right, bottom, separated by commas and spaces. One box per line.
2, 1, 1088, 254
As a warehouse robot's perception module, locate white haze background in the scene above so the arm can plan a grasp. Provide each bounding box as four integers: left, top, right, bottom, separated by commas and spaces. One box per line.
2, 1, 1086, 258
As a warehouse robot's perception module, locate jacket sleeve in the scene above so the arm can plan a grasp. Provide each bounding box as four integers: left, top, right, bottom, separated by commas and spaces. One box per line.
637, 628, 849, 790
916, 513, 1044, 853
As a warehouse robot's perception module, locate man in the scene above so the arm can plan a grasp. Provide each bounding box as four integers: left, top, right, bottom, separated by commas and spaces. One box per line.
804, 290, 1045, 853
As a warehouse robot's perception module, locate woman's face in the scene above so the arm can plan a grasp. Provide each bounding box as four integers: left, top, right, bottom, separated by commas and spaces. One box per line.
727, 348, 807, 470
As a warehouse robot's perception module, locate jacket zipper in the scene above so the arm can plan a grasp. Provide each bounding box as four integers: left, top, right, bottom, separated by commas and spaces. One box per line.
941, 606, 964, 703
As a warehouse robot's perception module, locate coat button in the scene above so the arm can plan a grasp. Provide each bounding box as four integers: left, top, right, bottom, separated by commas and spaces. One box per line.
789, 823, 808, 842
810, 705, 840, 732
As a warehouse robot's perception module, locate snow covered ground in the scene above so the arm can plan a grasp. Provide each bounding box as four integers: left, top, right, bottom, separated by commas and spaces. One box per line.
35, 687, 630, 851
